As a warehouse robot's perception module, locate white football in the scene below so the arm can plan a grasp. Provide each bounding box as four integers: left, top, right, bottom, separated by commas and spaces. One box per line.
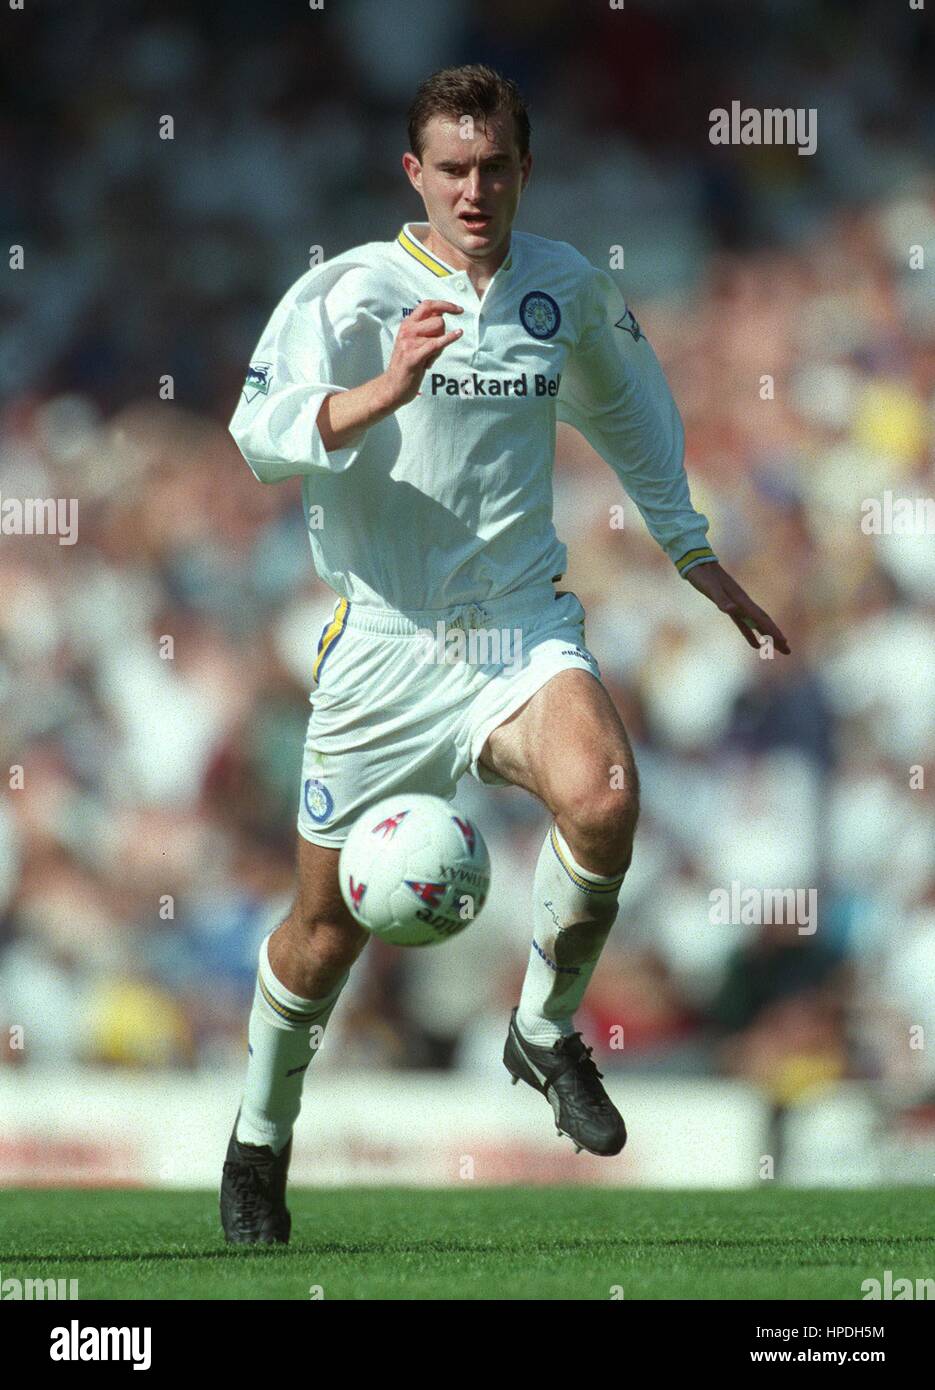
338, 794, 490, 947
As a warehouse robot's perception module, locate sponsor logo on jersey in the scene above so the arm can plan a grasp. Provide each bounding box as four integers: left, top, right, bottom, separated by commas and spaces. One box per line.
242, 361, 273, 402
614, 307, 644, 341
520, 290, 561, 339
303, 777, 334, 822
428, 371, 561, 397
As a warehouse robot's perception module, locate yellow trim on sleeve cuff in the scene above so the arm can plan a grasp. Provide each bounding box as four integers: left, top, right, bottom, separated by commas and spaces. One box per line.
675, 547, 717, 574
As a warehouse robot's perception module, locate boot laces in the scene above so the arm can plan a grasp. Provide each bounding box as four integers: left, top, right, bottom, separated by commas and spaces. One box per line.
554, 1032, 605, 1088
223, 1159, 270, 1224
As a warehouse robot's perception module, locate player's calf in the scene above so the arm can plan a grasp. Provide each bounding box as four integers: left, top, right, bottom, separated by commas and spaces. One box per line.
222, 838, 367, 1243
509, 808, 632, 1149
271, 835, 371, 999
270, 907, 370, 1001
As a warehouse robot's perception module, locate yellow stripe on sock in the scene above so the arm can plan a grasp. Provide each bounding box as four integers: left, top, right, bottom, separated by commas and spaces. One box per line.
258, 975, 320, 1026
549, 825, 625, 894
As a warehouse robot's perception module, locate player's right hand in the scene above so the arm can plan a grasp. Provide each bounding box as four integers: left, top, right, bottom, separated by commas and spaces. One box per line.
381, 299, 464, 407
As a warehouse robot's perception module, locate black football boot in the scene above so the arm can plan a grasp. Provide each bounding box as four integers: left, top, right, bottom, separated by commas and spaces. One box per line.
504, 1006, 627, 1156
220, 1115, 292, 1244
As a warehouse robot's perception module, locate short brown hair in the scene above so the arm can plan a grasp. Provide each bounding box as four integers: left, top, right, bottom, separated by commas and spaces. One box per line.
407, 64, 531, 163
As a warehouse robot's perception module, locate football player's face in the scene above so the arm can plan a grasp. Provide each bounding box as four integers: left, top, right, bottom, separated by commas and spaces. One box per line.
404, 112, 531, 259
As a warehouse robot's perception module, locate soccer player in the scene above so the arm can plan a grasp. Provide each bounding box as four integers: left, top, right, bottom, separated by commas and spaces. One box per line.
222, 65, 789, 1243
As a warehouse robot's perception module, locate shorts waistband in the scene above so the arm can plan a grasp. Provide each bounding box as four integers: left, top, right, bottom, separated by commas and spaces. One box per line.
336, 582, 562, 636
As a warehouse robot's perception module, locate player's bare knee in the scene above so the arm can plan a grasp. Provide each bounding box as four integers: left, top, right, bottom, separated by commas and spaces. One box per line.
283, 906, 369, 977
561, 781, 638, 876
596, 795, 638, 873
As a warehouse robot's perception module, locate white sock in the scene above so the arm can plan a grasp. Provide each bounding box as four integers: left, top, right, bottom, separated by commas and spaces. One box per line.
516, 823, 624, 1045
236, 934, 348, 1154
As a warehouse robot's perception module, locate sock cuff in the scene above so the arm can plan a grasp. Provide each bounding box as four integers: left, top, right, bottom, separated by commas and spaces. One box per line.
257, 934, 348, 1026
549, 823, 626, 894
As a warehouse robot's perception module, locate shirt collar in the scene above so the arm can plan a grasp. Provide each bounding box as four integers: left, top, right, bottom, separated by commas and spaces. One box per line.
396, 222, 514, 280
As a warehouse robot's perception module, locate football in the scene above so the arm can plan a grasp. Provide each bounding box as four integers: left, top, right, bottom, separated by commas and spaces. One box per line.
338, 794, 491, 947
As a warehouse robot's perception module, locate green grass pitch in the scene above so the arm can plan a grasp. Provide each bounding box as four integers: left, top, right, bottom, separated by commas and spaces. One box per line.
1, 1188, 932, 1300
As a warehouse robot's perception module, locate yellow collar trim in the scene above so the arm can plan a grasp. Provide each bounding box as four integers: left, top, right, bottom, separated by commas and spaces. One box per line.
397, 227, 451, 277
397, 225, 514, 279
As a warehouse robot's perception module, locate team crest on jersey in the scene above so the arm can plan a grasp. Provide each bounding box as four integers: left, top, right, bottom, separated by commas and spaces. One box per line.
303, 777, 334, 823
520, 291, 561, 340
242, 361, 273, 403
614, 307, 644, 342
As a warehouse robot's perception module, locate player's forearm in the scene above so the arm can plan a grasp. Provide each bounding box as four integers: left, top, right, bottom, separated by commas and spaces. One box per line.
315, 374, 399, 452
316, 299, 463, 451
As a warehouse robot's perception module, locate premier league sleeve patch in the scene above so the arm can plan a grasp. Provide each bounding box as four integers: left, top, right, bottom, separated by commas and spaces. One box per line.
614, 307, 644, 342
242, 362, 273, 403
520, 291, 561, 340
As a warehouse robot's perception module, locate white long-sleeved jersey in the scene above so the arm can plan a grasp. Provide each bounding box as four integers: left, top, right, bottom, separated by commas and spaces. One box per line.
229, 222, 717, 609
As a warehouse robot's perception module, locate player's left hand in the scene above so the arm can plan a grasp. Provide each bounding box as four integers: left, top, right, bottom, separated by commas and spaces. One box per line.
684, 561, 790, 654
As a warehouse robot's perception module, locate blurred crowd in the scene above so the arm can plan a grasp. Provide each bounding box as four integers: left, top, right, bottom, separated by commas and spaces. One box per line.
1, 0, 934, 1120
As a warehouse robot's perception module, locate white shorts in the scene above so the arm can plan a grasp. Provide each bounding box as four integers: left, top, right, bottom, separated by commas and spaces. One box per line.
297, 581, 603, 846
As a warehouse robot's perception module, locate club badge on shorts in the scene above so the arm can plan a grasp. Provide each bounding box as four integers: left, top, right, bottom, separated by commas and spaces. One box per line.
520, 291, 561, 340
303, 777, 334, 823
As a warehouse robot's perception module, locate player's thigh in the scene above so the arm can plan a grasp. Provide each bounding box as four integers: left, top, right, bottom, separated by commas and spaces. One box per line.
481, 668, 638, 813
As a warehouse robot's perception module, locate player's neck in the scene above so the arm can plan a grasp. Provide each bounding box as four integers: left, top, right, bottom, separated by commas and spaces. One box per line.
416, 223, 510, 298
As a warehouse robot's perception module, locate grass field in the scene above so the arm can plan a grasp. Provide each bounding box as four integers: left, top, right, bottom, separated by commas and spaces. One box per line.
1, 1187, 933, 1300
